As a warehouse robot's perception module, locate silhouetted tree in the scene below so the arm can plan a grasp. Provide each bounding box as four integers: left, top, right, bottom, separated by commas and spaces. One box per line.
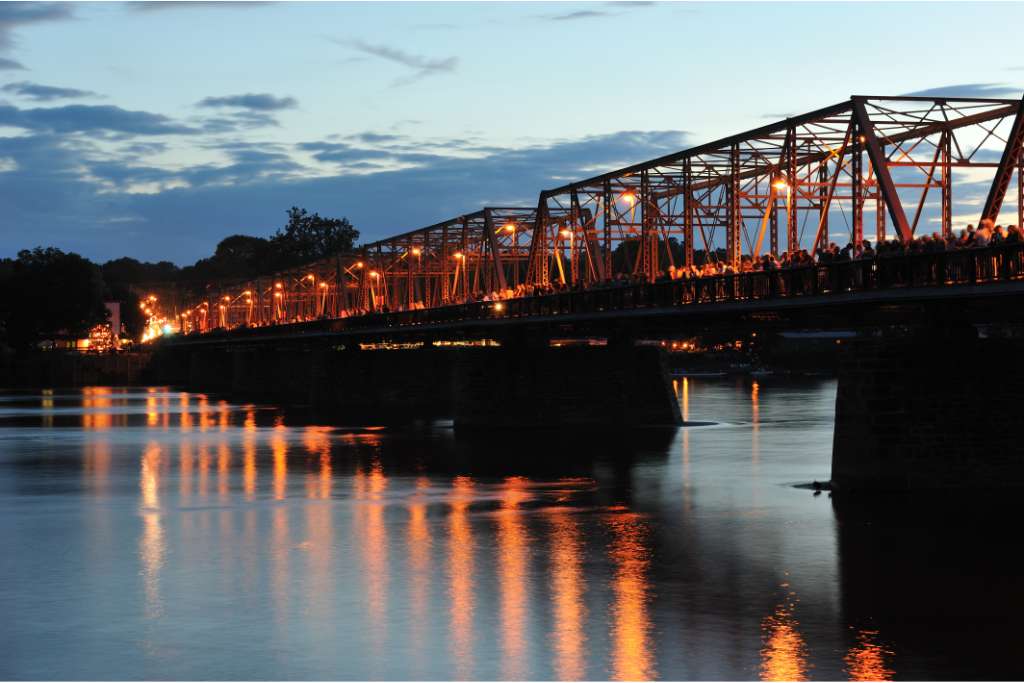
0, 248, 108, 350
271, 207, 359, 266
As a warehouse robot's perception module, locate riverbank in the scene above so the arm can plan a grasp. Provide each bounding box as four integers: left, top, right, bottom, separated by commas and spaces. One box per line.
0, 350, 152, 388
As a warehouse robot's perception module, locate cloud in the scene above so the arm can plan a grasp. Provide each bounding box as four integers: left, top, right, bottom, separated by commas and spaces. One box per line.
0, 2, 74, 52
337, 39, 457, 86
901, 83, 1023, 99
550, 10, 608, 20
0, 124, 691, 264
2, 81, 99, 101
0, 103, 196, 135
196, 93, 297, 111
129, 2, 271, 12
0, 57, 25, 70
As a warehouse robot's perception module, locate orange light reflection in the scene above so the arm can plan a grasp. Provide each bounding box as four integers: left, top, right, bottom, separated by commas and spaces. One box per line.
547, 505, 586, 680
845, 628, 894, 681
607, 512, 655, 681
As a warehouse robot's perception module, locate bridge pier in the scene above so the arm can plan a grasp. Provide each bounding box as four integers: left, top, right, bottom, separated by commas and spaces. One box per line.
453, 342, 682, 429
831, 328, 1024, 492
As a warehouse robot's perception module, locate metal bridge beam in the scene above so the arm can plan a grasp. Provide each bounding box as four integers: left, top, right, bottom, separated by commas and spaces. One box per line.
981, 95, 1024, 223
852, 97, 913, 242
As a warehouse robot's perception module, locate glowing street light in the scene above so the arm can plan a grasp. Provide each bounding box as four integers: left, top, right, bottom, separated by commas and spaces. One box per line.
411, 247, 422, 256
369, 270, 380, 279
494, 301, 505, 312
454, 252, 464, 260
620, 191, 637, 206
502, 222, 516, 233
772, 177, 789, 191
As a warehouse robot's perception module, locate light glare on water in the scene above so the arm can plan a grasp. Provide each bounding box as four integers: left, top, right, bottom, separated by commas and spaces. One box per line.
0, 380, 1020, 680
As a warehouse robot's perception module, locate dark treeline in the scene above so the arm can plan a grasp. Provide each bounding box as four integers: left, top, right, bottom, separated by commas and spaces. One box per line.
0, 207, 358, 351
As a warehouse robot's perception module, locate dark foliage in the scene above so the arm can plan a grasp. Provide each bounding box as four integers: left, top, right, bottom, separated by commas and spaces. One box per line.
0, 248, 108, 350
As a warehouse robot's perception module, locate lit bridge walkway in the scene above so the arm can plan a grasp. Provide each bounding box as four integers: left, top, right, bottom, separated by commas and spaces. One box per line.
166, 94, 1024, 343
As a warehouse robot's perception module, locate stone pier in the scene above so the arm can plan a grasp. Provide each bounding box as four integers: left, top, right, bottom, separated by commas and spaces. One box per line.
831, 330, 1024, 492
145, 340, 682, 429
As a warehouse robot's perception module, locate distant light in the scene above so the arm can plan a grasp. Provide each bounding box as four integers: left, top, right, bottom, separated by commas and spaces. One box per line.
560, 229, 572, 238
222, 295, 230, 302
858, 134, 866, 144
772, 178, 789, 191
620, 192, 637, 206
319, 282, 328, 288
274, 282, 283, 289
306, 274, 315, 281
411, 247, 422, 256
355, 261, 364, 269
454, 252, 464, 260
369, 270, 380, 278
502, 223, 516, 233
162, 324, 173, 335
274, 292, 282, 298
242, 290, 251, 296
494, 302, 505, 312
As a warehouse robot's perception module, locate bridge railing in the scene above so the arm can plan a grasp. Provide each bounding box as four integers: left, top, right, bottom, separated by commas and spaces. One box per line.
191, 243, 1024, 337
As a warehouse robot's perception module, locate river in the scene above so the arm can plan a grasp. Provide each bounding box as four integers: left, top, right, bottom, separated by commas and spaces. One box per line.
0, 380, 1020, 680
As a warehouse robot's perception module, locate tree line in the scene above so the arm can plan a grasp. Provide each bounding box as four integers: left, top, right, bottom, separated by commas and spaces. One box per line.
0, 207, 359, 351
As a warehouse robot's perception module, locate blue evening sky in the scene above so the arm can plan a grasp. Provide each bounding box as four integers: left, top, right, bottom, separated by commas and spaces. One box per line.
1, 1, 1023, 264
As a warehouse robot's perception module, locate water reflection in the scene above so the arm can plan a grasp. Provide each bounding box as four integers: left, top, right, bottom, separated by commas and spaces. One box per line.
845, 628, 893, 681
407, 475, 433, 669
607, 512, 654, 681
448, 475, 475, 680
547, 504, 587, 681
760, 584, 808, 682
139, 441, 164, 621
6, 383, 1019, 681
498, 476, 532, 679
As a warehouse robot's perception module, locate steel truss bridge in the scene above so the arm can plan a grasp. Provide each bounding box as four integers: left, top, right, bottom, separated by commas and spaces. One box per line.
177, 95, 1024, 334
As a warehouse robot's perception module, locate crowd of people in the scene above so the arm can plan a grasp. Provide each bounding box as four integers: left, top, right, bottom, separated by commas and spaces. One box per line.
205, 218, 1021, 326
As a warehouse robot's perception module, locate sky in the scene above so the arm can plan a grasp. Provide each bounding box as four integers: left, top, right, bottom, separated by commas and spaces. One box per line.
1, 0, 1023, 265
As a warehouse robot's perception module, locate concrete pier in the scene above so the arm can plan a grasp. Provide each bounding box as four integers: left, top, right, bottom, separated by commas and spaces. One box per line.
146, 340, 681, 428
831, 331, 1024, 492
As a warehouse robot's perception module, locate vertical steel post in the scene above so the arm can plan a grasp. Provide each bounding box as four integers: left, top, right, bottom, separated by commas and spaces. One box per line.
818, 162, 830, 249
852, 130, 863, 246
640, 170, 656, 280
941, 131, 952, 237
683, 159, 694, 268
603, 180, 613, 279
440, 223, 449, 304
787, 128, 798, 254
728, 144, 741, 267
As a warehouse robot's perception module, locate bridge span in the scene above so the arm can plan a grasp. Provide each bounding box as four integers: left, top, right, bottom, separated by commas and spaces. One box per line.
149, 94, 1024, 492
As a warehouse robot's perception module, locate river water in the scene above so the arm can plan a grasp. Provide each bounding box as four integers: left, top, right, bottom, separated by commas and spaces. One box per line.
0, 380, 1020, 680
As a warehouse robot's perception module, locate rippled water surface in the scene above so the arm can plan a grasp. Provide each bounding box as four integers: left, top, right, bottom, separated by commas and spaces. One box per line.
1, 380, 1020, 680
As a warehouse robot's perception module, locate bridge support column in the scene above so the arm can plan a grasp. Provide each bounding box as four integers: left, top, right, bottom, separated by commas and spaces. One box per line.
831, 329, 1024, 492
453, 342, 682, 429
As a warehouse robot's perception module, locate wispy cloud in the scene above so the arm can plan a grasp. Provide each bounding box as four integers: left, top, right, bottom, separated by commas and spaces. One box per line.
902, 83, 1023, 98
0, 56, 25, 70
335, 39, 458, 86
2, 81, 99, 101
0, 2, 74, 55
197, 93, 297, 111
0, 103, 196, 135
550, 10, 608, 21
129, 2, 272, 12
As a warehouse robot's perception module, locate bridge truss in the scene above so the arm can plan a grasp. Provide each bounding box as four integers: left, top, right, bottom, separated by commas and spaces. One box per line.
180, 95, 1024, 333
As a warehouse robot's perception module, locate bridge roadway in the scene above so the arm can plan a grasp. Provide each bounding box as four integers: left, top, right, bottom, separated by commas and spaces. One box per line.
166, 244, 1024, 346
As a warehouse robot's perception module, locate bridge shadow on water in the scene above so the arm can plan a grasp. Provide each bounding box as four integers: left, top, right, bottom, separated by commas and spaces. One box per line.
833, 494, 1024, 680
